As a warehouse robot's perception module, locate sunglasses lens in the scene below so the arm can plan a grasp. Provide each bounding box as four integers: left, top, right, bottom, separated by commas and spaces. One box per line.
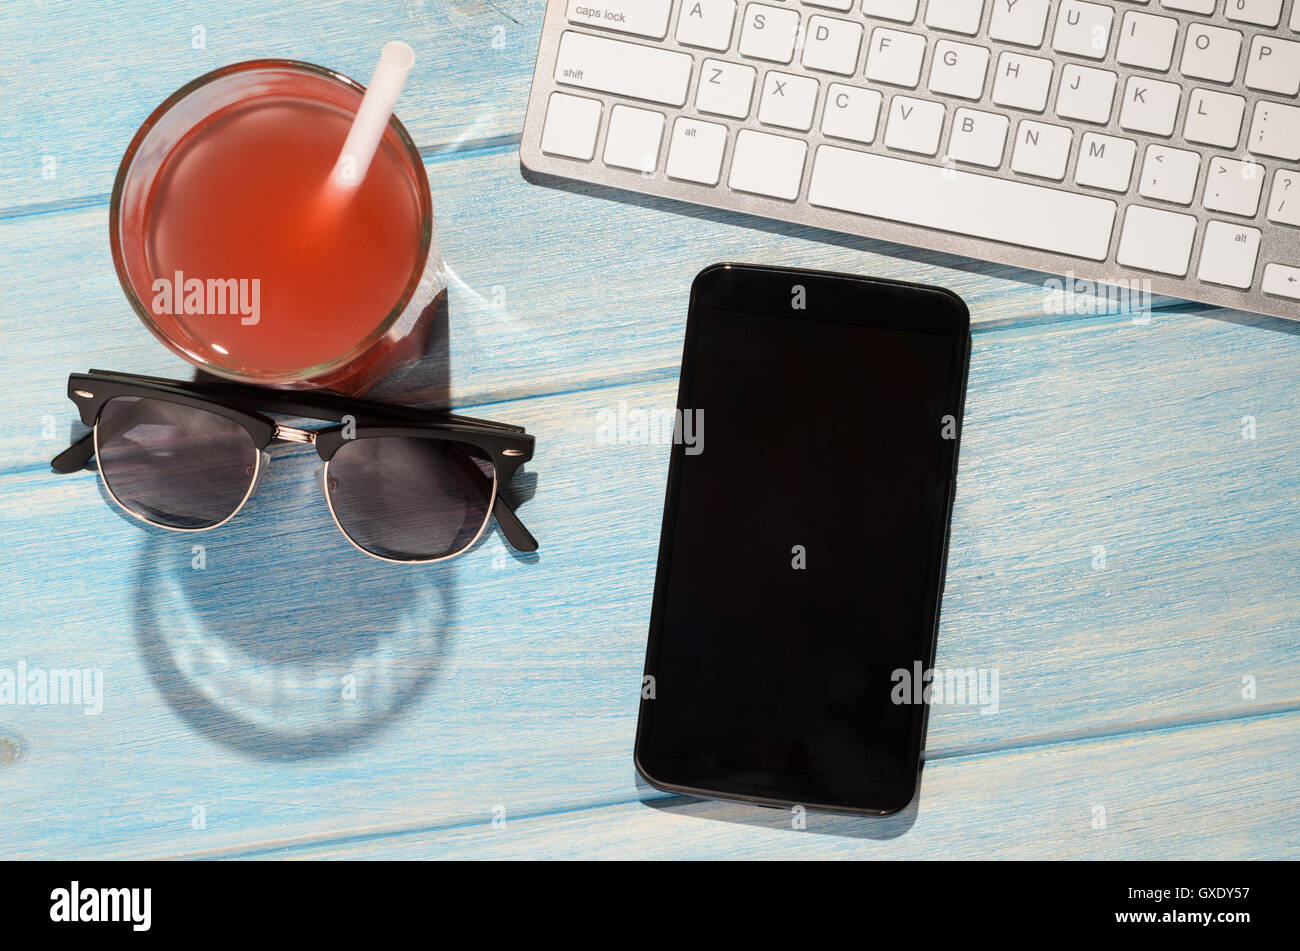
326, 437, 496, 562
96, 396, 259, 529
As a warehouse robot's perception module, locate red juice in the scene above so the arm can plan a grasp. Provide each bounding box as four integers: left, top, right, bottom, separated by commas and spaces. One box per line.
143, 96, 425, 377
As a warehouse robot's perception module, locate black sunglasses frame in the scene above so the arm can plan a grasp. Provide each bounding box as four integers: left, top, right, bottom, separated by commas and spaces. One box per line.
51, 369, 538, 555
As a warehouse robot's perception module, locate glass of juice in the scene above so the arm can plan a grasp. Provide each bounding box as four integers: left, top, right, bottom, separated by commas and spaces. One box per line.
111, 60, 443, 393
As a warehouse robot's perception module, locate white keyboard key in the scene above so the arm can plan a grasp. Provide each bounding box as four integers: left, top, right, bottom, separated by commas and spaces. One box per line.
1203, 157, 1265, 215
567, 0, 673, 39
1183, 88, 1247, 147
1056, 65, 1118, 123
926, 0, 986, 36
1053, 1, 1115, 60
803, 0, 854, 8
866, 29, 928, 87
758, 70, 821, 130
696, 59, 757, 119
803, 15, 864, 75
604, 105, 665, 173
1226, 0, 1283, 26
1262, 263, 1300, 299
1197, 221, 1261, 288
1266, 168, 1300, 224
808, 146, 1118, 259
1248, 100, 1300, 160
993, 52, 1055, 111
1075, 132, 1138, 191
666, 117, 728, 184
990, 0, 1052, 47
541, 92, 602, 160
1011, 120, 1073, 179
1293, 1, 1300, 30
1160, 0, 1216, 12
861, 0, 920, 22
1245, 36, 1300, 95
928, 40, 991, 100
1117, 12, 1179, 70
677, 0, 738, 51
884, 95, 947, 154
1117, 205, 1198, 275
739, 3, 801, 62
555, 31, 693, 106
1119, 76, 1181, 135
822, 84, 884, 143
1180, 24, 1243, 83
729, 128, 808, 199
948, 108, 1010, 167
1137, 144, 1201, 204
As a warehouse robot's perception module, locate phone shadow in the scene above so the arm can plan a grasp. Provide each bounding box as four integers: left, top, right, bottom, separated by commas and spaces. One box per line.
633, 772, 922, 842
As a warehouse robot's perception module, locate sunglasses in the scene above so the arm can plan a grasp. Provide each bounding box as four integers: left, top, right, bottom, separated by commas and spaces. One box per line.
51, 370, 537, 563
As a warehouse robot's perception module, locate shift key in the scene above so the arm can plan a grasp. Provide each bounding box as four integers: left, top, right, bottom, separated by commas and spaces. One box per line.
555, 31, 693, 107
566, 0, 673, 39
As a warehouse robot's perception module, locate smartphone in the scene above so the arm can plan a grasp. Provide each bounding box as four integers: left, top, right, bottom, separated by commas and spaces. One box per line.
634, 264, 971, 816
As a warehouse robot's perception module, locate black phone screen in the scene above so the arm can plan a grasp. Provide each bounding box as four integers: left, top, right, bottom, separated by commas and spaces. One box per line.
635, 265, 970, 814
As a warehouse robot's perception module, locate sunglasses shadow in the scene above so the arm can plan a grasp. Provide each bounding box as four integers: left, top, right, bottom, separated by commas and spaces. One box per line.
118, 288, 539, 761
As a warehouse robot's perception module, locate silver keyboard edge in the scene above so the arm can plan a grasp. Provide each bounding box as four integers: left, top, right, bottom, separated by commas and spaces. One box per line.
521, 0, 1300, 323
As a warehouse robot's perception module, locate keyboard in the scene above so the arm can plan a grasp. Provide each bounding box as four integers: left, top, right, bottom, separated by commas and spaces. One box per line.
520, 0, 1300, 320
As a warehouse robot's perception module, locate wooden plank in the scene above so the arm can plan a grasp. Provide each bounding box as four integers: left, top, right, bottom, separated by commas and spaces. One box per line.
2, 355, 1297, 857
244, 712, 1300, 859
0, 0, 542, 209
0, 145, 1205, 474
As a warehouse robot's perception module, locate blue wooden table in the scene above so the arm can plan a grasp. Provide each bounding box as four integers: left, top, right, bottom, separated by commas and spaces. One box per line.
1, 0, 1297, 859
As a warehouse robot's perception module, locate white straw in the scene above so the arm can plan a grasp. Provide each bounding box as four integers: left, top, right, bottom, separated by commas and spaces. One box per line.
333, 42, 415, 188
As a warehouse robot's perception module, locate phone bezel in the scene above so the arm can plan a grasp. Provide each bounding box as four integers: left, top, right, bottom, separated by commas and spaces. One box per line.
634, 263, 972, 816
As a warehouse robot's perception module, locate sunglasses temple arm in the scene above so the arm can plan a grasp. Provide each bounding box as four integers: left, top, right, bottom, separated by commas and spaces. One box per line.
51, 431, 95, 473
446, 442, 538, 554
493, 494, 538, 554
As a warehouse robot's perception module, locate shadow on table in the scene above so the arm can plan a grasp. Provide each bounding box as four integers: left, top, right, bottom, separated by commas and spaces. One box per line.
633, 772, 921, 841
525, 166, 1300, 338
100, 291, 540, 760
